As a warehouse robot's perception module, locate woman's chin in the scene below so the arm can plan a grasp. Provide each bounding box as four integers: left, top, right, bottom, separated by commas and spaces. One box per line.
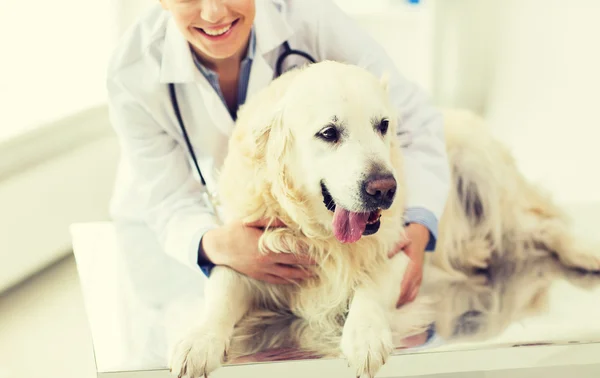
190, 33, 250, 64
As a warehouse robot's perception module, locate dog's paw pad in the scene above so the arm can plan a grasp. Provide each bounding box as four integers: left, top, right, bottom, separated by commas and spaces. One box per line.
169, 328, 229, 378
341, 318, 393, 378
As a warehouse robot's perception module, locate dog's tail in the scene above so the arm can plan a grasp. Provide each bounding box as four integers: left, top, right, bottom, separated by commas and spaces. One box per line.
443, 109, 504, 233
433, 109, 509, 274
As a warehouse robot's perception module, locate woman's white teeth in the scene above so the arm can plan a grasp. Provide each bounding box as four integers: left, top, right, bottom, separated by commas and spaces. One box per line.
202, 23, 232, 36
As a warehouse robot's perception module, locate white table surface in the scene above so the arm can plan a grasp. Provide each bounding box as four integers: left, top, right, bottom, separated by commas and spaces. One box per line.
70, 204, 600, 378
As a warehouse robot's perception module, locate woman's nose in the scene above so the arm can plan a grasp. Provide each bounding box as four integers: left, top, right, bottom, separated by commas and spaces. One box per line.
201, 0, 228, 24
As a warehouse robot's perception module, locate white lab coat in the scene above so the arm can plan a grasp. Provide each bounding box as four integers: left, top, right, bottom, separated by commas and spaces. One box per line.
106, 0, 451, 274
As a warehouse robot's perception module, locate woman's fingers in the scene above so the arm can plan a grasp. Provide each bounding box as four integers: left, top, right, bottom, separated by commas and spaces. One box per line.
260, 274, 292, 285
388, 239, 411, 259
274, 252, 317, 266
397, 283, 413, 307
271, 263, 314, 280
244, 218, 287, 228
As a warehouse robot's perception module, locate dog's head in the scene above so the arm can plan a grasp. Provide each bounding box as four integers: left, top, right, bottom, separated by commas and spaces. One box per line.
237, 61, 404, 243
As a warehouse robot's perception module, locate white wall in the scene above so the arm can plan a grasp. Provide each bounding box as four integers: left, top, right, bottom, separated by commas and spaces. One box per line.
345, 1, 435, 94
0, 0, 111, 141
108, 0, 155, 44
357, 0, 600, 206
431, 0, 504, 112
0, 108, 118, 293
482, 0, 600, 205
0, 0, 121, 292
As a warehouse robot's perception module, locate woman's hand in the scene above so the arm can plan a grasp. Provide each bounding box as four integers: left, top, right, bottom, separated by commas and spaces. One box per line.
201, 218, 317, 284
388, 223, 429, 307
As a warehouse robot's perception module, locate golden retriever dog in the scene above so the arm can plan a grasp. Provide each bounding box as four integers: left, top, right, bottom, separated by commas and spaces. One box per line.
169, 61, 600, 378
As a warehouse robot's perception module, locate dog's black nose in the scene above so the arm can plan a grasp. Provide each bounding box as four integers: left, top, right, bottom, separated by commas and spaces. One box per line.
362, 174, 397, 209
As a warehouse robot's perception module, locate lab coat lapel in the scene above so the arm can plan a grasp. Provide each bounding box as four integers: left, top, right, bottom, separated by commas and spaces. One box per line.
194, 78, 235, 136
247, 53, 274, 100
160, 18, 235, 135
246, 0, 294, 99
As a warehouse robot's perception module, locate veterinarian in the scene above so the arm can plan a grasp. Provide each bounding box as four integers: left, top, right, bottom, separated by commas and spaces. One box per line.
106, 0, 450, 306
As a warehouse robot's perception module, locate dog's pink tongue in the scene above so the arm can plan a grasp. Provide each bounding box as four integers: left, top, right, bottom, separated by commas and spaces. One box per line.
332, 207, 370, 243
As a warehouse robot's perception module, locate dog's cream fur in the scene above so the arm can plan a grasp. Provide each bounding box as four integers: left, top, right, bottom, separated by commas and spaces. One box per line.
169, 61, 600, 378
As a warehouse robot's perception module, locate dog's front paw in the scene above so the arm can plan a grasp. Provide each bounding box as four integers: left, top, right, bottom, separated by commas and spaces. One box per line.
169, 327, 230, 378
341, 312, 393, 378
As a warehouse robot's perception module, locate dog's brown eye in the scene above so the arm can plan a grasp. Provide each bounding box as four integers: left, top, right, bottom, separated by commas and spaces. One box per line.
378, 118, 389, 135
317, 126, 340, 143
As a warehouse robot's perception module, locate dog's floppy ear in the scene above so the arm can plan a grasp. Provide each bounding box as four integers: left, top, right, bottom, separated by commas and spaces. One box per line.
250, 104, 290, 162
260, 105, 293, 185
244, 99, 293, 181
233, 68, 306, 225
248, 103, 306, 228
265, 110, 313, 229
251, 117, 274, 161
244, 69, 300, 160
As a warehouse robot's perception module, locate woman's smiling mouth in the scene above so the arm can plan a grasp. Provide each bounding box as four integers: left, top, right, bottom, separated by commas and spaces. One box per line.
194, 19, 239, 40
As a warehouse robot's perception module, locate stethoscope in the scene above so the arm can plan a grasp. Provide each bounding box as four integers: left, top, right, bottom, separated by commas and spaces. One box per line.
168, 41, 316, 217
